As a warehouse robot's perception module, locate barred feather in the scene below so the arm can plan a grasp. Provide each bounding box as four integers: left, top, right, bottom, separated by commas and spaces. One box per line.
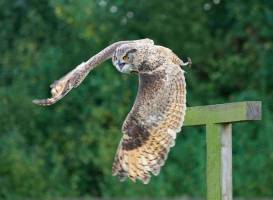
112, 62, 186, 184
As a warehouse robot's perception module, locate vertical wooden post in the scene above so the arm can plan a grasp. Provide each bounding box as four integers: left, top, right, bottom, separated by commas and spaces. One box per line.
221, 123, 232, 200
206, 123, 232, 200
206, 124, 222, 200
184, 101, 261, 200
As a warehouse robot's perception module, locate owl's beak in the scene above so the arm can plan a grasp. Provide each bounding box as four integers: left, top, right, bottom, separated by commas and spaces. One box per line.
118, 61, 126, 70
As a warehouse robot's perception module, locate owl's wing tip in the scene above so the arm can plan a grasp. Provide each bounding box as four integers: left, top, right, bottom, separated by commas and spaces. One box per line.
32, 99, 48, 106
32, 98, 57, 106
141, 175, 151, 184
112, 168, 152, 184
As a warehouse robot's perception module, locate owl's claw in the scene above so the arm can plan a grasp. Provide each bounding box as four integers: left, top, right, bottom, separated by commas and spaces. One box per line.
181, 57, 192, 67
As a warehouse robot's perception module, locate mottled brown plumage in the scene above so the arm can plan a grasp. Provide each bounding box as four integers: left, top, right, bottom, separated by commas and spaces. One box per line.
33, 38, 190, 184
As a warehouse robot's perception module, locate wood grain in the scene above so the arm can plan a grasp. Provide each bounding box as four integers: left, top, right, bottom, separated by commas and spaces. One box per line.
184, 101, 262, 126
221, 123, 232, 200
206, 124, 222, 200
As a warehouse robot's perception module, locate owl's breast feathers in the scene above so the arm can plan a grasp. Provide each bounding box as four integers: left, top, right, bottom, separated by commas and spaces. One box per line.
112, 60, 186, 184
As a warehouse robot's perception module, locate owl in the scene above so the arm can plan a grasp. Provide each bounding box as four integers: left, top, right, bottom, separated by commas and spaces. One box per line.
33, 39, 191, 184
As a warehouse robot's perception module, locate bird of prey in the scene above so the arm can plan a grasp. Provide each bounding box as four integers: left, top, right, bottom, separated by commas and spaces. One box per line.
33, 39, 191, 184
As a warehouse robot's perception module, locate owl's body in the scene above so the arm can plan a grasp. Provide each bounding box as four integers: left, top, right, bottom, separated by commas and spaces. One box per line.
112, 44, 187, 183
33, 39, 190, 184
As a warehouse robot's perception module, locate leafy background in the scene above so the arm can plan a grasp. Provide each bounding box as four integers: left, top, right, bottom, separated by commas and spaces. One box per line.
0, 0, 272, 199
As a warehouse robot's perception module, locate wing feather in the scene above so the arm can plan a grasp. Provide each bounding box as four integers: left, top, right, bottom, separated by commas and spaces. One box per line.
112, 64, 186, 184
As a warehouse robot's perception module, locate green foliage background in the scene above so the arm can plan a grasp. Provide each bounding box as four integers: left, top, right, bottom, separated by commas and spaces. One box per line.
0, 0, 272, 199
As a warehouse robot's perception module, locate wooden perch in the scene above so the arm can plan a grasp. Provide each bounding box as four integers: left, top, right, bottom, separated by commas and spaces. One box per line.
182, 101, 262, 200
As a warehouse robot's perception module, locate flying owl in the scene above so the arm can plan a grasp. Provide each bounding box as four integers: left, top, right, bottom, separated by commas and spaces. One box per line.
33, 39, 191, 184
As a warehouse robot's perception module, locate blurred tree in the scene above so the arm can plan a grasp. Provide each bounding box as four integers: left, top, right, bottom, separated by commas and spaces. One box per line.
0, 0, 272, 199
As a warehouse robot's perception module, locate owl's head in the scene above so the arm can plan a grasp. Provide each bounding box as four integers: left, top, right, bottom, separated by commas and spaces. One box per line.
112, 43, 152, 74
112, 45, 138, 74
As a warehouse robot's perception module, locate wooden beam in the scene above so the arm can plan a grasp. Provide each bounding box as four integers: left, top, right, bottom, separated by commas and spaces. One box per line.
184, 101, 261, 126
183, 101, 262, 200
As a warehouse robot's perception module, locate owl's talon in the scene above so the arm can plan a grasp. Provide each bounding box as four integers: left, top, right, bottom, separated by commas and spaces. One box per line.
181, 57, 192, 67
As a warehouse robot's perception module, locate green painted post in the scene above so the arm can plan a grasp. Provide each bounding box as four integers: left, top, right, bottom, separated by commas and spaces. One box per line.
183, 101, 262, 200
206, 124, 222, 200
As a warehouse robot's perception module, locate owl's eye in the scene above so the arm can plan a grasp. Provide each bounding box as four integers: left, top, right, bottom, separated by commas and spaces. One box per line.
123, 55, 129, 61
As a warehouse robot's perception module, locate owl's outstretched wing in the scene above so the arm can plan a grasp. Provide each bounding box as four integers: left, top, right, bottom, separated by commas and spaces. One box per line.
32, 62, 89, 106
33, 39, 154, 106
112, 64, 186, 184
